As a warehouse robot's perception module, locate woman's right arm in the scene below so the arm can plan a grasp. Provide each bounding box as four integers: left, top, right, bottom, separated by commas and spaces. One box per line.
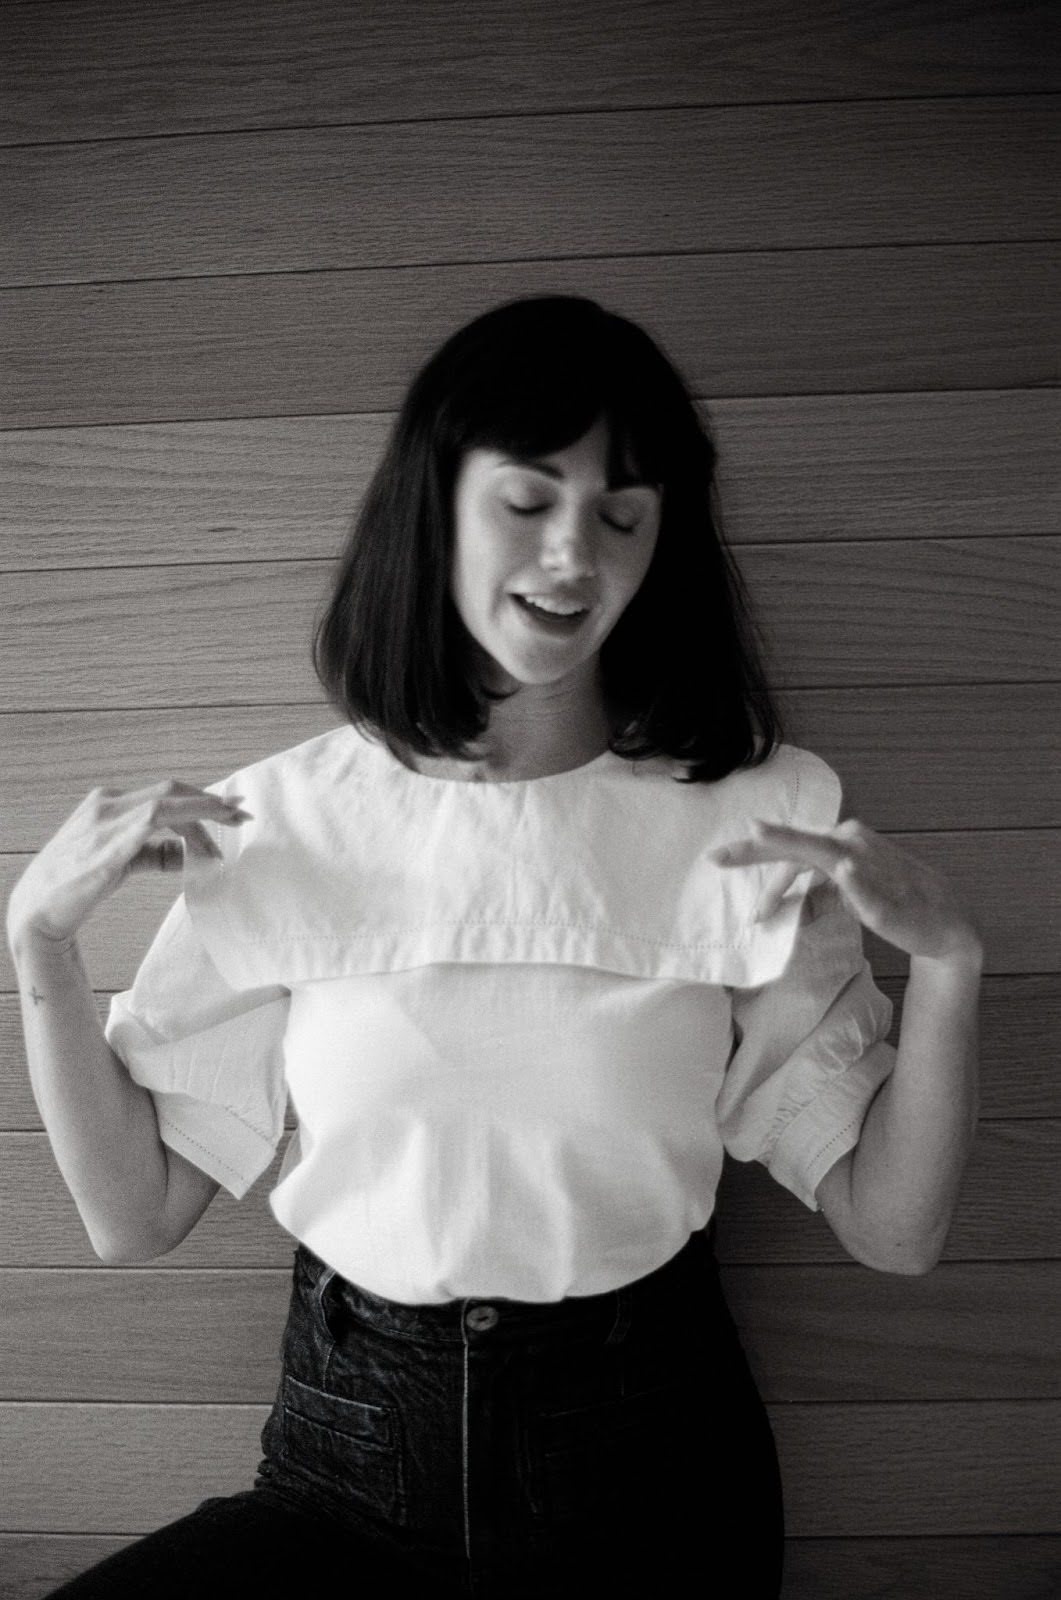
5, 781, 250, 1263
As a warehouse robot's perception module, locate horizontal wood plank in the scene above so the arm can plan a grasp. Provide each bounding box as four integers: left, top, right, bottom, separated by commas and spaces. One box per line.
1, 247, 1056, 427
3, 0, 1055, 144
0, 1398, 1053, 1536
2, 542, 1056, 716
0, 1536, 137, 1598
780, 1535, 1061, 1599
750, 536, 1060, 688
772, 1402, 1060, 1538
3, 1532, 1057, 1600
2, 393, 1056, 568
1, 685, 1057, 848
775, 685, 1061, 831
1, 971, 1057, 1130
0, 1261, 1054, 1404
6, 99, 1056, 287
0, 1121, 1054, 1267
721, 1262, 1061, 1403
2, 828, 1054, 988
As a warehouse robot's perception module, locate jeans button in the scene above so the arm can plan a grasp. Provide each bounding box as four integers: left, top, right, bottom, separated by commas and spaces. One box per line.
465, 1303, 499, 1332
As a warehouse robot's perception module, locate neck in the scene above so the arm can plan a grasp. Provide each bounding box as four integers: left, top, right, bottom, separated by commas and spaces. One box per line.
409, 663, 617, 782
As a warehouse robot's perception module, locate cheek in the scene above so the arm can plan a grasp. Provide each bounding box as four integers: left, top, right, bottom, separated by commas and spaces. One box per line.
613, 534, 659, 602
450, 522, 515, 615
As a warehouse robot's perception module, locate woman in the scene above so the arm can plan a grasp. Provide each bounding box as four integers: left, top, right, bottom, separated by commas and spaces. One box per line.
7, 295, 983, 1598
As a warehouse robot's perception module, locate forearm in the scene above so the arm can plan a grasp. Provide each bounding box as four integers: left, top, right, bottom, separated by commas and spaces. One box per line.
847, 937, 983, 1273
8, 926, 172, 1262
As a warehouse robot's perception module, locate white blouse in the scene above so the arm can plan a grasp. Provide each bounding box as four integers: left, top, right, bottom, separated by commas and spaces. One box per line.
104, 722, 897, 1304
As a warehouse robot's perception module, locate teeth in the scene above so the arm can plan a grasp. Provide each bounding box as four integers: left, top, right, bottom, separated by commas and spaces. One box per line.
521, 596, 586, 616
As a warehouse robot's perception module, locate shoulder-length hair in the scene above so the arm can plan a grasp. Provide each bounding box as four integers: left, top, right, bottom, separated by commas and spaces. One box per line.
312, 293, 784, 783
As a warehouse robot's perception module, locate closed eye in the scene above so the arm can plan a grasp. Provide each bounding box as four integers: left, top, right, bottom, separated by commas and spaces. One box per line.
505, 503, 638, 534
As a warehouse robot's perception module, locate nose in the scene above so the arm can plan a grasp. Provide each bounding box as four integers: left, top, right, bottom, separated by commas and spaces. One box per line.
538, 507, 598, 580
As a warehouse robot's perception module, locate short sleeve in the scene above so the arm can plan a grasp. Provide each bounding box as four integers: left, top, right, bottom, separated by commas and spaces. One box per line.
715, 879, 897, 1211
104, 892, 291, 1199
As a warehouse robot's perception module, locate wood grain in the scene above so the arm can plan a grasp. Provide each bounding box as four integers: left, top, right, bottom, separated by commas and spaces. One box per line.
3, 0, 1055, 144
1, 541, 1056, 715
780, 1535, 1061, 1599
5, 99, 1055, 286
0, 1397, 1053, 1536
2, 392, 1056, 569
1, 1121, 1054, 1268
772, 1402, 1060, 1537
0, 1261, 1054, 1404
2, 247, 1056, 428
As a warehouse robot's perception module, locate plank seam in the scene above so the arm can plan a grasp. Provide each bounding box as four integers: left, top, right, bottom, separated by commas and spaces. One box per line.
3, 86, 1060, 154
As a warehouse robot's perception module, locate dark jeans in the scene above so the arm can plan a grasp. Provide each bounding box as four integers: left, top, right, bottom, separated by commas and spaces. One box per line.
47, 1221, 784, 1598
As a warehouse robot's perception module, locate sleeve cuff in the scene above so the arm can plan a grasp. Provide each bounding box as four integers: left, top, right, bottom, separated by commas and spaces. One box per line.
150, 1091, 279, 1200
766, 1038, 898, 1212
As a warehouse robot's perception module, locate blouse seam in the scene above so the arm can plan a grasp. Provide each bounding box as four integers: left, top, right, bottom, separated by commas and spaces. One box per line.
156, 1112, 260, 1185
762, 1045, 866, 1155
808, 1115, 864, 1162
222, 918, 765, 955
159, 1089, 278, 1149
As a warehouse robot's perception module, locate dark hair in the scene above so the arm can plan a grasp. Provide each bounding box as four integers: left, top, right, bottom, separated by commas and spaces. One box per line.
312, 294, 784, 783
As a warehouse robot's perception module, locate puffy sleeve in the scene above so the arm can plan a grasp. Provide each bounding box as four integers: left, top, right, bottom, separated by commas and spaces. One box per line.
103, 891, 291, 1200
715, 879, 897, 1211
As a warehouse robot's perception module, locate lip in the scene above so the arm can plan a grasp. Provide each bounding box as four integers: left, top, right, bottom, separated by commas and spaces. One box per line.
510, 594, 592, 633
513, 591, 594, 609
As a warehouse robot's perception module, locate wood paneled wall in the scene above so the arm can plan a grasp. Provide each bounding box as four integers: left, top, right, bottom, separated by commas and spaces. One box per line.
2, 3, 1058, 1595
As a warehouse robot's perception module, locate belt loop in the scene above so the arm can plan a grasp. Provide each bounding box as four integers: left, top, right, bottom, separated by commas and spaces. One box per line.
313, 1261, 338, 1329
604, 1284, 633, 1346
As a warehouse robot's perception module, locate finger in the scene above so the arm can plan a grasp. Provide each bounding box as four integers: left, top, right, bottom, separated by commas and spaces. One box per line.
707, 821, 847, 875
146, 793, 250, 823
754, 864, 829, 922
127, 823, 221, 873
127, 837, 185, 874
177, 821, 224, 862
755, 864, 805, 922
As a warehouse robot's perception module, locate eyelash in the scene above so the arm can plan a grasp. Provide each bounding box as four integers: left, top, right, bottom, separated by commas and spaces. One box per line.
505, 504, 638, 534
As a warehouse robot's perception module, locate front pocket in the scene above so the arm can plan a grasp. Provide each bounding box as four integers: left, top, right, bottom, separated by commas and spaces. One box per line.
533, 1382, 688, 1523
281, 1371, 403, 1519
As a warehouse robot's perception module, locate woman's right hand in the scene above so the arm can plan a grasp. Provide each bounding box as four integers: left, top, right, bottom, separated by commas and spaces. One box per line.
5, 780, 251, 950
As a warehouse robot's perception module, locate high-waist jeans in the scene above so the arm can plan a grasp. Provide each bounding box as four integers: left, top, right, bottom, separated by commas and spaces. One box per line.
47, 1221, 784, 1597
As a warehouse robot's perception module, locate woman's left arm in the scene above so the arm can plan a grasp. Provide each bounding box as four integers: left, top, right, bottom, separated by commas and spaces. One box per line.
708, 818, 984, 1275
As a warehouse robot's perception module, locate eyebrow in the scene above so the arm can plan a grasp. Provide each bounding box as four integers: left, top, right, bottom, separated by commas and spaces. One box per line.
498, 455, 654, 490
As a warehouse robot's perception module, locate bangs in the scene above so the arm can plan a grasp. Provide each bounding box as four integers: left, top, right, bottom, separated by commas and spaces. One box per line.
473, 401, 659, 491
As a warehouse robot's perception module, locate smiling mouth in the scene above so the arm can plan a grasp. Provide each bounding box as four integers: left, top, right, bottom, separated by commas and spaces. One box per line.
511, 594, 592, 630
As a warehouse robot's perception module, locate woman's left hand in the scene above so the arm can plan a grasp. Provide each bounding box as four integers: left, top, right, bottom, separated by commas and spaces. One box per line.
706, 817, 983, 963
